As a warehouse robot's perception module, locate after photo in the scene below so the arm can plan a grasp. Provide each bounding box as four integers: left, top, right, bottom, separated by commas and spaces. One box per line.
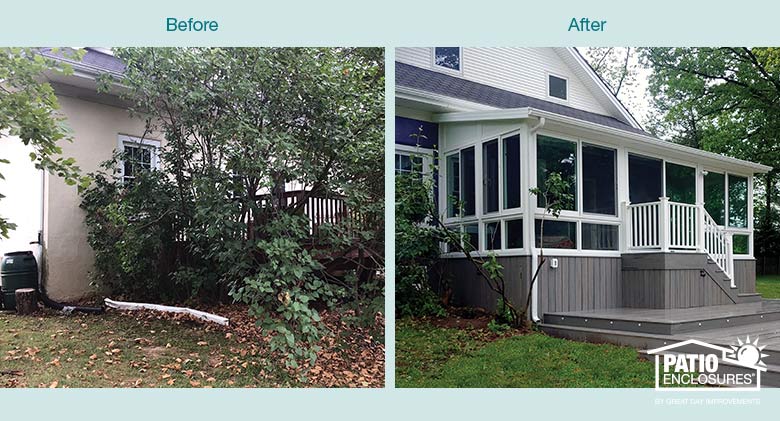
0, 47, 385, 387
395, 47, 777, 388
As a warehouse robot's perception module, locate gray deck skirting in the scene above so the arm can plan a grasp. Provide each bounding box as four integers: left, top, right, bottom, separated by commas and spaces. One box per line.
436, 253, 758, 315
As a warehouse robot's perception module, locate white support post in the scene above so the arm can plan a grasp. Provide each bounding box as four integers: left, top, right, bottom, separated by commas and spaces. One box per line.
725, 232, 735, 288
659, 197, 670, 252
621, 201, 631, 252
696, 202, 706, 253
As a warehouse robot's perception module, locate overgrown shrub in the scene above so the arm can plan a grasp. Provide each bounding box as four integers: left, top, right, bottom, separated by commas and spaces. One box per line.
80, 162, 192, 301
79, 48, 384, 368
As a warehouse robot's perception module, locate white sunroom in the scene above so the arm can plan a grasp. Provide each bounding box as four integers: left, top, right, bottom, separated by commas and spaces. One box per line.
431, 108, 770, 286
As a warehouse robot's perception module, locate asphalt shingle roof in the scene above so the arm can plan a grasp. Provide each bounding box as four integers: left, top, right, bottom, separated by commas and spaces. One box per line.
38, 48, 125, 75
396, 61, 647, 135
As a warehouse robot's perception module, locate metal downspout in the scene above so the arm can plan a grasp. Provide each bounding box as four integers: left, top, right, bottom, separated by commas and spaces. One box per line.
529, 117, 546, 323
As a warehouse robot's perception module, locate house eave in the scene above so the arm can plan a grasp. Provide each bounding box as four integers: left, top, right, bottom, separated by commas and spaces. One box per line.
396, 85, 496, 113
430, 107, 772, 174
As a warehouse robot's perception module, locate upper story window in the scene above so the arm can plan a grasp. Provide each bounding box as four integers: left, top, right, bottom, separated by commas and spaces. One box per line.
434, 47, 461, 71
548, 74, 568, 101
118, 135, 160, 184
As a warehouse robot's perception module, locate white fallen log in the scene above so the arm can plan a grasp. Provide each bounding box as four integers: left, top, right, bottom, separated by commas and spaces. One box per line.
104, 298, 229, 326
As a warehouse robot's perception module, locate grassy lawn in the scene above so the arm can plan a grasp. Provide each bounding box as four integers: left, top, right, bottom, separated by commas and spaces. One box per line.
396, 318, 654, 388
1, 307, 384, 388
756, 274, 780, 299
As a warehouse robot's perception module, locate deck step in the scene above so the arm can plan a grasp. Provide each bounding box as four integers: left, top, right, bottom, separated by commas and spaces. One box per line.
738, 293, 763, 303
543, 303, 780, 335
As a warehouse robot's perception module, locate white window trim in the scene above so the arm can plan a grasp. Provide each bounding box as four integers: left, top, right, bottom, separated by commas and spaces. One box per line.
117, 134, 162, 183
546, 71, 569, 103
431, 47, 463, 75
395, 144, 434, 177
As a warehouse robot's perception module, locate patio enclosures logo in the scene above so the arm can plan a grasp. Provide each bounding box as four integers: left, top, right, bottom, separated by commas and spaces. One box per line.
647, 337, 768, 390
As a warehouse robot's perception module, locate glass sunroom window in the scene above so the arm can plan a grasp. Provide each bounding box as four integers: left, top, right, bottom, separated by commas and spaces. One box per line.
582, 144, 616, 215
733, 234, 750, 255
464, 224, 479, 252
729, 175, 748, 228
704, 172, 726, 225
629, 154, 663, 204
582, 223, 619, 251
461, 147, 476, 216
483, 140, 499, 213
535, 219, 576, 249
485, 221, 501, 250
536, 135, 576, 210
446, 154, 460, 217
665, 162, 696, 204
503, 134, 521, 209
506, 219, 523, 249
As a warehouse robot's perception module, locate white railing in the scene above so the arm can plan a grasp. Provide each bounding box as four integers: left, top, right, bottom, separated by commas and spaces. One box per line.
626, 201, 660, 249
703, 211, 734, 286
624, 197, 734, 286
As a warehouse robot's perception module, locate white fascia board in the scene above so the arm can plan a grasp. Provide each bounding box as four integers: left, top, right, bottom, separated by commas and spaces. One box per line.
428, 106, 771, 173
432, 107, 530, 123
562, 47, 642, 130
395, 85, 496, 113
527, 108, 772, 173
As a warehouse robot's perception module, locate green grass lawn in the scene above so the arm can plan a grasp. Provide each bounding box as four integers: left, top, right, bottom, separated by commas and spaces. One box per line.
396, 319, 654, 388
756, 274, 780, 299
0, 310, 292, 388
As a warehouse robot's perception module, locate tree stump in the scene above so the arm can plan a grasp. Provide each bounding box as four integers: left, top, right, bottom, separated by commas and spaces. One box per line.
14, 288, 37, 315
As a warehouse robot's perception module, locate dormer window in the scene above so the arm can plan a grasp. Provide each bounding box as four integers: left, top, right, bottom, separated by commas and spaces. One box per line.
434, 47, 461, 71
548, 74, 568, 100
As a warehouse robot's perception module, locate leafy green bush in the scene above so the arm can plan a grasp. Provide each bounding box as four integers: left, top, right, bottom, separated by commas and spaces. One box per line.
80, 162, 190, 301
395, 158, 447, 318
396, 264, 445, 318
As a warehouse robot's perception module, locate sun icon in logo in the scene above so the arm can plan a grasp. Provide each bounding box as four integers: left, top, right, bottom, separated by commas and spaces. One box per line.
729, 336, 769, 368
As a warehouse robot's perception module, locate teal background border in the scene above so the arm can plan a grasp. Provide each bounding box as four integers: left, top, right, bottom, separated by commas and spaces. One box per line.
2, 0, 780, 418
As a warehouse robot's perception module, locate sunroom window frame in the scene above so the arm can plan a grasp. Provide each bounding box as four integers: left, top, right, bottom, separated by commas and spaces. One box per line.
441, 129, 526, 256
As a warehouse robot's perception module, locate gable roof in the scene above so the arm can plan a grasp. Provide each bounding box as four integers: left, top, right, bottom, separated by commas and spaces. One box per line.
551, 48, 642, 129
396, 61, 648, 135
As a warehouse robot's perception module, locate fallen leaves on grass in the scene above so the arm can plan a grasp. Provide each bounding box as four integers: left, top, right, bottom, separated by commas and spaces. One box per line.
1, 302, 384, 388
110, 303, 384, 387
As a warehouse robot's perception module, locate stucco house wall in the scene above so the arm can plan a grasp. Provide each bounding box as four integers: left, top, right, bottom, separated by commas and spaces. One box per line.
42, 93, 161, 300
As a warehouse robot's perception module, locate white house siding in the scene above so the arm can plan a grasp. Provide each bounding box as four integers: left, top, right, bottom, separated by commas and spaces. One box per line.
396, 47, 611, 117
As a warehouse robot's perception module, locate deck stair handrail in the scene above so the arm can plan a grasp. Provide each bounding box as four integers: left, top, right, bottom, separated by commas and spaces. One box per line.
624, 197, 734, 287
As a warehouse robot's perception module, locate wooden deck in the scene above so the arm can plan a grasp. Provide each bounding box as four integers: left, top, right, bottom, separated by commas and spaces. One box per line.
541, 300, 780, 386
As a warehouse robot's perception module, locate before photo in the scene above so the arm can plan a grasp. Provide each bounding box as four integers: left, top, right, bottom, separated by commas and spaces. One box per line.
0, 47, 385, 388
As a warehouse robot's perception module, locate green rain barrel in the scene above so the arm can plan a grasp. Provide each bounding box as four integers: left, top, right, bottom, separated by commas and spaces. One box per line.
1, 251, 39, 310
